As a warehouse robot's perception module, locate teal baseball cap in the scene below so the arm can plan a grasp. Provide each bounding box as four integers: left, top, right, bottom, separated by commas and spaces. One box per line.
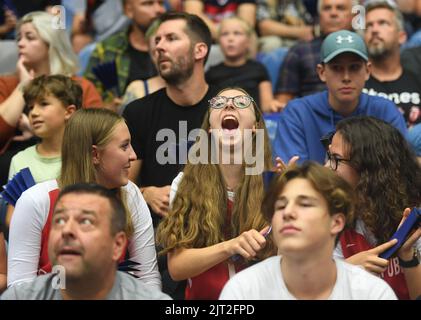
321, 30, 368, 63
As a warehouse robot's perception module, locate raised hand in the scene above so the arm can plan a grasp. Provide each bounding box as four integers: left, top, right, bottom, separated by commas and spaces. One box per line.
274, 155, 299, 174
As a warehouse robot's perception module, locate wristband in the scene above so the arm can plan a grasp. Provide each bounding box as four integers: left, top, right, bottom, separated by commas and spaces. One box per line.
399, 250, 419, 268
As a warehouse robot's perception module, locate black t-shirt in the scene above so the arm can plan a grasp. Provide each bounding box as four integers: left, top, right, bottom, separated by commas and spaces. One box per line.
123, 86, 218, 225
126, 43, 157, 87
402, 47, 421, 80
205, 60, 269, 107
363, 71, 421, 127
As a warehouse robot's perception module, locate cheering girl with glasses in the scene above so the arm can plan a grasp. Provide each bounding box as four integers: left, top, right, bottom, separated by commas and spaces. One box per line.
156, 87, 276, 299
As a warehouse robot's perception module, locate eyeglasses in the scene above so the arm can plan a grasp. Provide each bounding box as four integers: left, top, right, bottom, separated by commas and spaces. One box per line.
326, 150, 351, 171
209, 95, 254, 109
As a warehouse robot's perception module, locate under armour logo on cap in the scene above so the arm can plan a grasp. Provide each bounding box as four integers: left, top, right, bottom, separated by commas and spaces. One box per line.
336, 35, 354, 44
321, 30, 368, 63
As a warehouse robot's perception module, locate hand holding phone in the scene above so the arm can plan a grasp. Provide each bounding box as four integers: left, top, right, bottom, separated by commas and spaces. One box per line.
379, 208, 421, 259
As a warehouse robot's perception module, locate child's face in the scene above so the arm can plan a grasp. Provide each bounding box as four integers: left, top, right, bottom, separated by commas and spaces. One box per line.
271, 178, 344, 257
218, 19, 250, 61
28, 94, 73, 139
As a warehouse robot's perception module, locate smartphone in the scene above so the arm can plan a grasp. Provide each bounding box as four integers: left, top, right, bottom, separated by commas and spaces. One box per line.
379, 207, 421, 259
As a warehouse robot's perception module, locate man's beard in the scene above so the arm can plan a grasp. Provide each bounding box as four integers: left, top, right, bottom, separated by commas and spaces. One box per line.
159, 54, 195, 86
368, 40, 392, 59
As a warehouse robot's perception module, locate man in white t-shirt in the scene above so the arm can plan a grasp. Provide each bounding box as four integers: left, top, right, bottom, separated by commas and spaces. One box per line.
220, 162, 397, 300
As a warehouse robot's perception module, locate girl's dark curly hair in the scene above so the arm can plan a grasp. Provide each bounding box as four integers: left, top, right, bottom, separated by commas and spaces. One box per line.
336, 116, 421, 244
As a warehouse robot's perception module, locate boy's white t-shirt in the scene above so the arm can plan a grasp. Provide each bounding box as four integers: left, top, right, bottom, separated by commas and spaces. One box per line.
219, 256, 397, 300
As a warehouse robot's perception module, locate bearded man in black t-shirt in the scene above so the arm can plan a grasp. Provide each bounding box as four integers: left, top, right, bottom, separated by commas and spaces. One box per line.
123, 12, 217, 299
363, 1, 421, 127
124, 12, 217, 226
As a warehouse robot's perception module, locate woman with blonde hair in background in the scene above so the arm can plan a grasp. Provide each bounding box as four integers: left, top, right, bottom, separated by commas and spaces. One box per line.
0, 11, 102, 185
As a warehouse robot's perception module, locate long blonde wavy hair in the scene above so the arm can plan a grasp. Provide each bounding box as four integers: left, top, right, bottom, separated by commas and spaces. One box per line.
60, 108, 134, 236
156, 88, 276, 259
